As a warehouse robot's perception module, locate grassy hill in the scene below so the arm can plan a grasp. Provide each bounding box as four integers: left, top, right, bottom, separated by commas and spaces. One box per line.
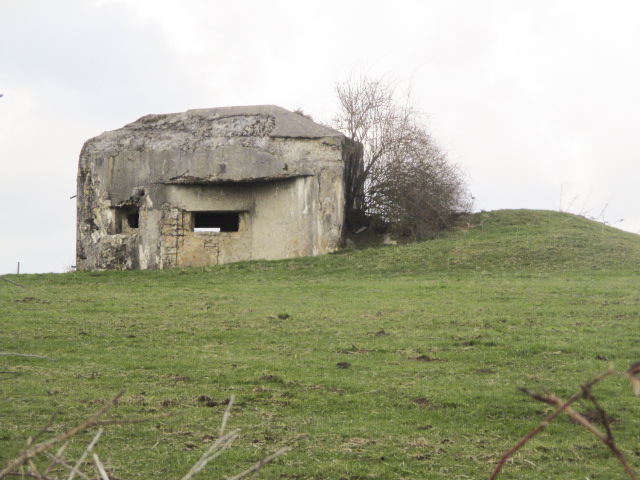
2, 209, 640, 479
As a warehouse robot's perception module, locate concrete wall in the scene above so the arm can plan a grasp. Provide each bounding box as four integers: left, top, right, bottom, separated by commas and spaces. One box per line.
76, 106, 360, 270
158, 177, 327, 268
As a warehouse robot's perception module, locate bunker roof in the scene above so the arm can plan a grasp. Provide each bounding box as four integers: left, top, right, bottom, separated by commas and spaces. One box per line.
125, 104, 343, 139
79, 105, 356, 193
81, 105, 346, 158
188, 105, 342, 138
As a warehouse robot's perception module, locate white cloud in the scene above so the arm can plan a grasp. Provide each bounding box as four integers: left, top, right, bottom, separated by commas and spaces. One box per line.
94, 0, 209, 55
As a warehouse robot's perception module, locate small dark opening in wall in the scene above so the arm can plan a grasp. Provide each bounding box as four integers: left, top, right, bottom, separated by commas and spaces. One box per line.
127, 212, 139, 228
113, 206, 139, 233
193, 211, 240, 232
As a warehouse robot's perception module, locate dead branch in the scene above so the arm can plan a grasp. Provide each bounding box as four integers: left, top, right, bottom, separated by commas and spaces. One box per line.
331, 72, 472, 237
581, 384, 614, 440
626, 362, 640, 395
5, 473, 122, 480
3, 392, 289, 480
26, 459, 40, 479
68, 428, 103, 480
0, 276, 25, 288
43, 452, 90, 480
517, 387, 554, 405
5, 473, 59, 480
545, 391, 636, 480
91, 454, 109, 480
44, 442, 68, 476
226, 447, 292, 480
0, 392, 124, 478
180, 430, 240, 480
489, 368, 616, 480
27, 413, 59, 447
219, 395, 235, 436
0, 353, 56, 361
89, 415, 173, 427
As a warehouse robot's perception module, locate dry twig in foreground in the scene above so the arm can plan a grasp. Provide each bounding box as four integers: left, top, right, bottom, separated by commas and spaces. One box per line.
0, 276, 25, 288
0, 352, 56, 361
1, 393, 289, 480
489, 365, 640, 479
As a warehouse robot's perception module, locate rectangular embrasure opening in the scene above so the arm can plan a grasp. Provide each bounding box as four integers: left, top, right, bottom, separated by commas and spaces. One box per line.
113, 206, 139, 233
127, 212, 139, 229
192, 211, 240, 233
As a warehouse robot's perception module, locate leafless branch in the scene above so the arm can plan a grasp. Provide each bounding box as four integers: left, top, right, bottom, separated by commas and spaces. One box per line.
220, 395, 235, 436
0, 392, 124, 478
0, 276, 25, 288
180, 429, 240, 480
545, 391, 636, 480
26, 413, 59, 448
331, 71, 472, 238
180, 392, 291, 480
5, 473, 59, 480
89, 415, 172, 427
26, 459, 41, 480
43, 452, 90, 480
2, 392, 289, 480
67, 429, 103, 480
44, 442, 69, 476
489, 368, 617, 480
517, 387, 554, 405
91, 454, 109, 480
226, 447, 292, 480
581, 384, 614, 440
0, 353, 56, 361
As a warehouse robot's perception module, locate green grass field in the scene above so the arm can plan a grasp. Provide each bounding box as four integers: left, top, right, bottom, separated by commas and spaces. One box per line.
2, 209, 640, 479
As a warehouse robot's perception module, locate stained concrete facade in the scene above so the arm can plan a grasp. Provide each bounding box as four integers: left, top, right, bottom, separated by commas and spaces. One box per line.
76, 105, 362, 270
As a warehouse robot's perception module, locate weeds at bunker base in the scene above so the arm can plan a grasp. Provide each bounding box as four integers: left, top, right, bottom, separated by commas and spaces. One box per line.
3, 210, 640, 479
76, 105, 362, 270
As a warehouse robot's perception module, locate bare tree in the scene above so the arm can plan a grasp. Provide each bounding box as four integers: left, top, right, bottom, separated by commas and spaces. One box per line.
331, 73, 472, 239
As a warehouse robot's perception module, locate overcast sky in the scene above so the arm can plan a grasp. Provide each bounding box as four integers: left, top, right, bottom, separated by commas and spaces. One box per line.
1, 0, 639, 274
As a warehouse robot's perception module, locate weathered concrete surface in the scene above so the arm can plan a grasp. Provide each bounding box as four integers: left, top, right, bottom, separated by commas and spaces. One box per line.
77, 105, 362, 270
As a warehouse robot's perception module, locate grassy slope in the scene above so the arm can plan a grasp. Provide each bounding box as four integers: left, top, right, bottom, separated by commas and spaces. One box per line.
2, 209, 640, 479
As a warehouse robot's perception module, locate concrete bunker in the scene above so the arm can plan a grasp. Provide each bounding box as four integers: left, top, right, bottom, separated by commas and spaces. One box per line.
76, 105, 362, 270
